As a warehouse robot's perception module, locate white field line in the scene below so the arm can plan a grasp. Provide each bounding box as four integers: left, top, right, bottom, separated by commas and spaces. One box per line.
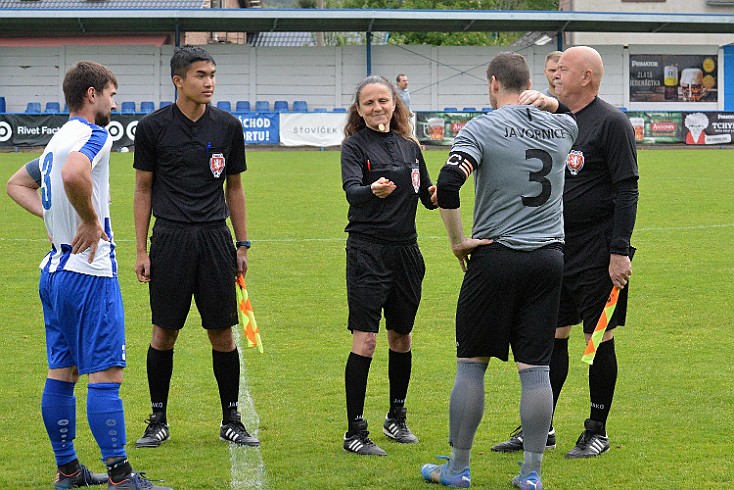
230, 328, 267, 490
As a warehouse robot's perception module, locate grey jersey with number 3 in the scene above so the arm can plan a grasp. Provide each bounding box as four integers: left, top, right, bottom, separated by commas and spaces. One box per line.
451, 105, 578, 251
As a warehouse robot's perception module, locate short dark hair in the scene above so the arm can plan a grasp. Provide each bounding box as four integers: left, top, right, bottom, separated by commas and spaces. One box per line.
63, 61, 118, 113
396, 73, 406, 83
486, 52, 530, 93
170, 45, 216, 79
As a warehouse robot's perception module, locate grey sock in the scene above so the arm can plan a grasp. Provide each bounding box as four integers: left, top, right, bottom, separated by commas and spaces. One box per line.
519, 365, 552, 474
448, 359, 488, 472
522, 450, 544, 477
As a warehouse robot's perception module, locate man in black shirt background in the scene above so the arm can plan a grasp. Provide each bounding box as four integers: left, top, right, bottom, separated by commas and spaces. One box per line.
133, 45, 259, 448
492, 46, 639, 460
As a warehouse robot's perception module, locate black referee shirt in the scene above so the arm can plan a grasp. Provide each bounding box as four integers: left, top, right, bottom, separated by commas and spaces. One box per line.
563, 97, 638, 231
133, 103, 246, 223
341, 128, 435, 243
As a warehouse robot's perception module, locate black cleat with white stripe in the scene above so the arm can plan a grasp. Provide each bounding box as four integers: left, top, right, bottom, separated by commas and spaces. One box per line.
343, 419, 387, 456
382, 407, 419, 444
220, 410, 260, 447
135, 413, 170, 448
491, 425, 556, 452
565, 418, 610, 459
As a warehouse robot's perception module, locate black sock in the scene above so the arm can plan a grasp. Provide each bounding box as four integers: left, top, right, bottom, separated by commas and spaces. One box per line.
589, 338, 617, 427
388, 349, 411, 416
59, 459, 80, 475
147, 346, 174, 421
549, 337, 569, 429
345, 352, 372, 433
106, 457, 132, 483
213, 348, 240, 423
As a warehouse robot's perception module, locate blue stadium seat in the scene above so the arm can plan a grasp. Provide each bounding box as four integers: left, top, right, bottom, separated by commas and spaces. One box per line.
140, 101, 155, 114
443, 107, 458, 112
332, 107, 347, 113
25, 102, 42, 113
481, 107, 492, 113
44, 102, 61, 113
120, 101, 136, 114
217, 101, 232, 112
312, 108, 327, 113
292, 100, 308, 112
255, 100, 270, 112
235, 101, 250, 113
462, 107, 477, 112
273, 100, 289, 112
160, 101, 172, 108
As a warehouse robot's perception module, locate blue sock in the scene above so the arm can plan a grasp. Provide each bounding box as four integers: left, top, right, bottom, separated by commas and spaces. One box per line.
42, 378, 77, 466
87, 383, 127, 461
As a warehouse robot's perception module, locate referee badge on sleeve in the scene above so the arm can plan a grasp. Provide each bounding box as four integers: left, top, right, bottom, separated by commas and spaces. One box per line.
411, 160, 420, 193
566, 150, 584, 176
210, 153, 226, 178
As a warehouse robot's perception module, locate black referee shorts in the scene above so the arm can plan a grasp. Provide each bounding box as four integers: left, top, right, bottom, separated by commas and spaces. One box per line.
455, 242, 563, 365
148, 219, 238, 330
557, 227, 632, 333
345, 235, 425, 335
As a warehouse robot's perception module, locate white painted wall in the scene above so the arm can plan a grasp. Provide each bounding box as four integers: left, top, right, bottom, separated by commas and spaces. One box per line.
0, 43, 723, 113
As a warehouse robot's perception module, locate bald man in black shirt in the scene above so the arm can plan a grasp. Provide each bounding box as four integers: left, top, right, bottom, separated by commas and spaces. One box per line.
492, 46, 639, 460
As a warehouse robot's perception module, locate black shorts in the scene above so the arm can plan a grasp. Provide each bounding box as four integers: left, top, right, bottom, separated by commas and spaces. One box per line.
149, 219, 238, 330
345, 235, 425, 334
557, 227, 632, 333
455, 242, 563, 365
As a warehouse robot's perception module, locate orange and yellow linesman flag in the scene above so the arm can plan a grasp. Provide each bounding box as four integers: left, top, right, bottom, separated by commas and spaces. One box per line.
581, 286, 619, 365
236, 274, 263, 353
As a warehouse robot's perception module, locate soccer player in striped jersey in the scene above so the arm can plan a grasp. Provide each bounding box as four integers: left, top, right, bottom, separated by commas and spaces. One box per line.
7, 61, 171, 489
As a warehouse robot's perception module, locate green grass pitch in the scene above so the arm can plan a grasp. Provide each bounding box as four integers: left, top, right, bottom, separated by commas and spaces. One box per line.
0, 148, 732, 489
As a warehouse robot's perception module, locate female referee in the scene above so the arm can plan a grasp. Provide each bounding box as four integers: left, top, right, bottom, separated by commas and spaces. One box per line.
340, 75, 436, 456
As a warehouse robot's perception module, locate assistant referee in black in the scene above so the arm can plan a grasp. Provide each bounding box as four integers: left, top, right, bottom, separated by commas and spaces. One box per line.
133, 45, 259, 448
340, 75, 436, 457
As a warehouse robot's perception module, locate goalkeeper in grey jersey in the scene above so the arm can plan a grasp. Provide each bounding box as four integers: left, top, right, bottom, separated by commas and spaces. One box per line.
420, 52, 577, 490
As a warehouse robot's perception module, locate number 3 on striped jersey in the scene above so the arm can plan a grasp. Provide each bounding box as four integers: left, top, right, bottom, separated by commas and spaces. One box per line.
41, 152, 53, 210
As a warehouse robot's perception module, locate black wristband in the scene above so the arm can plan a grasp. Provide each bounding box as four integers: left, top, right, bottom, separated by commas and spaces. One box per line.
236, 240, 251, 249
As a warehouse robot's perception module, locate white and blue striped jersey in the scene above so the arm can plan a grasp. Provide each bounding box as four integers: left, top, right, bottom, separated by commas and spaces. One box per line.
39, 117, 116, 277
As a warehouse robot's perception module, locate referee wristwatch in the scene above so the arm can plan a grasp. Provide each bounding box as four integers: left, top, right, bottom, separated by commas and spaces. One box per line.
236, 240, 251, 249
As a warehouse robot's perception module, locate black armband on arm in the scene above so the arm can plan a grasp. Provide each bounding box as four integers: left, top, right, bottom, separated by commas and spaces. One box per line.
436, 151, 476, 209
611, 177, 639, 255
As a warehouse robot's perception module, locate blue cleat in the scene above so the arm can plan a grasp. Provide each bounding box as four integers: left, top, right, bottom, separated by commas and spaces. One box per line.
512, 469, 543, 490
420, 456, 471, 488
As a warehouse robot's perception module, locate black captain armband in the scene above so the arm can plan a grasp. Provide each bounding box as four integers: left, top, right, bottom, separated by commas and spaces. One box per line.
437, 151, 476, 209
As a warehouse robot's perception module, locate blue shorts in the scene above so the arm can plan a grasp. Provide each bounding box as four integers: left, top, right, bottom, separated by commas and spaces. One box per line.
40, 269, 126, 375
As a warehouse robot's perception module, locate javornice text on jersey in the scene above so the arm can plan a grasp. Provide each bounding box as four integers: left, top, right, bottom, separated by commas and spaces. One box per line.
503, 126, 573, 139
